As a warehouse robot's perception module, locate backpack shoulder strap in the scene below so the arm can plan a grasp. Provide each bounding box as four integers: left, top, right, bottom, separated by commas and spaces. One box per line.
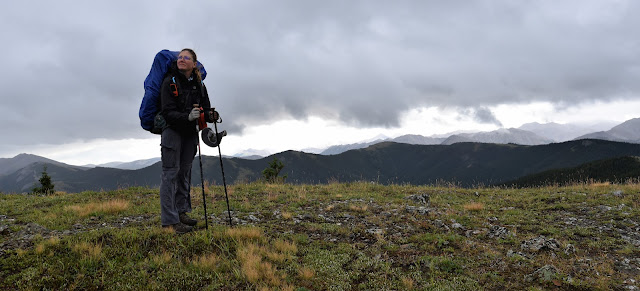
169, 76, 179, 97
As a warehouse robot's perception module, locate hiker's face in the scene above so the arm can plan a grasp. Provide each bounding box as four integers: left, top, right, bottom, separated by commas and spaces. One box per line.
177, 51, 196, 72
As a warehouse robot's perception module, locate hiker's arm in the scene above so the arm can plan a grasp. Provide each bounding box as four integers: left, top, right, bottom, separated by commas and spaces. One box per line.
160, 79, 190, 125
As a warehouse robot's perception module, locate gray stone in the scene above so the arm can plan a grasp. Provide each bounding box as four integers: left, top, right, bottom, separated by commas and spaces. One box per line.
247, 215, 260, 222
564, 244, 576, 255
405, 193, 430, 204
366, 228, 384, 235
525, 265, 559, 282
598, 205, 613, 212
521, 236, 561, 252
488, 225, 511, 239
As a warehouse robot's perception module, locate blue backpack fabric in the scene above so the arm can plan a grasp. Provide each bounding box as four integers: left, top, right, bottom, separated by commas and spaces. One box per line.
139, 50, 207, 133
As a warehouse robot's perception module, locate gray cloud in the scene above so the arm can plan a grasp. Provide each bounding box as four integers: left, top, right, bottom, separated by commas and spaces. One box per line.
470, 107, 503, 127
1, 0, 639, 149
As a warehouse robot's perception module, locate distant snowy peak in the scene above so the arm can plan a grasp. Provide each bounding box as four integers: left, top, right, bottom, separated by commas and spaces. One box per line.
575, 118, 640, 143
86, 157, 161, 170
232, 149, 270, 159
391, 134, 446, 145
441, 128, 553, 145
519, 121, 617, 142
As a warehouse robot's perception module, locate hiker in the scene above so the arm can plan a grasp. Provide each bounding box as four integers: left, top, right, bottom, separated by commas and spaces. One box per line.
159, 48, 218, 234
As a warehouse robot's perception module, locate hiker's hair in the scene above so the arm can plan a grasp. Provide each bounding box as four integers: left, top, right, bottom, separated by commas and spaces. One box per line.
181, 48, 201, 83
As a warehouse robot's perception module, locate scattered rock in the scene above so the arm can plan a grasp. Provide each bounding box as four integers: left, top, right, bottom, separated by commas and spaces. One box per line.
623, 279, 638, 290
433, 219, 449, 230
616, 258, 640, 273
507, 249, 531, 260
598, 205, 613, 212
0, 225, 9, 235
318, 214, 334, 222
366, 228, 384, 235
487, 225, 511, 239
612, 190, 624, 197
524, 265, 559, 283
405, 206, 432, 215
521, 236, 561, 252
564, 244, 576, 255
405, 193, 430, 204
465, 229, 483, 237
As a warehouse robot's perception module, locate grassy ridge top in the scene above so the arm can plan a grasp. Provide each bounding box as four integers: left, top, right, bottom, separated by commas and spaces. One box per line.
1, 182, 639, 290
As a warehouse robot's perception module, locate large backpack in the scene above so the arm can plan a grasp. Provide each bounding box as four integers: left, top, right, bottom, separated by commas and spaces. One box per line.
139, 50, 207, 134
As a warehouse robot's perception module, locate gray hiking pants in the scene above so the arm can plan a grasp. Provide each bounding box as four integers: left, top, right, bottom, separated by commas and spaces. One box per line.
159, 127, 197, 226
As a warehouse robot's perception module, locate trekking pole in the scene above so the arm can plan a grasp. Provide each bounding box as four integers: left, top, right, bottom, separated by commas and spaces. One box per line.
196, 137, 209, 230
213, 120, 233, 227
194, 104, 209, 230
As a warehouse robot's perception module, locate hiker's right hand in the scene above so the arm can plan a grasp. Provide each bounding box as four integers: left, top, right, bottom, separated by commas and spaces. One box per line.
188, 108, 200, 121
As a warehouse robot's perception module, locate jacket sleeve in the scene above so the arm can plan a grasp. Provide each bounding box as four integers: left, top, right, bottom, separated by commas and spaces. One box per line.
160, 77, 190, 126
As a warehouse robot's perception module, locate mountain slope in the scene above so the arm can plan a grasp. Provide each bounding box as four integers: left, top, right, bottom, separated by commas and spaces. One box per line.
0, 154, 86, 176
501, 156, 640, 187
518, 122, 615, 142
441, 128, 553, 145
575, 118, 640, 143
3, 139, 640, 193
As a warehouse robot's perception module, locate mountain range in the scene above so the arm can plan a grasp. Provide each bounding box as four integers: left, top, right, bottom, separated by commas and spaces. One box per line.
318, 118, 637, 156
574, 118, 640, 143
2, 118, 639, 193
2, 139, 640, 193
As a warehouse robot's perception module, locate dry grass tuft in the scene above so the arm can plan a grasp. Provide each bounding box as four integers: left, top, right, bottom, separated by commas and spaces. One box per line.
66, 199, 129, 217
238, 243, 262, 283
191, 252, 218, 270
237, 243, 284, 286
281, 211, 293, 220
401, 276, 415, 290
35, 242, 46, 254
35, 236, 61, 255
588, 181, 611, 187
72, 241, 102, 259
298, 266, 315, 280
226, 227, 263, 240
273, 239, 297, 255
463, 202, 485, 211
47, 236, 61, 246
349, 204, 369, 212
151, 251, 172, 265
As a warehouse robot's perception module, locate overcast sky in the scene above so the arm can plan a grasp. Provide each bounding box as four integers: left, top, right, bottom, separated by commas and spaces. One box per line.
1, 0, 639, 165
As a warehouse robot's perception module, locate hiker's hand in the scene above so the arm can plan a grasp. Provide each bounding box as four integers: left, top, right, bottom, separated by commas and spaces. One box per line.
208, 110, 220, 122
188, 108, 200, 121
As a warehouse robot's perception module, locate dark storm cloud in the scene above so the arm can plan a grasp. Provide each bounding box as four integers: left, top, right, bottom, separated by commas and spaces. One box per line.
466, 107, 503, 127
1, 0, 639, 149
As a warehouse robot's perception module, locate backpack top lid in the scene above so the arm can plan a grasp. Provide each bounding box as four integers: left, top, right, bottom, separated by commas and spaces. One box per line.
139, 50, 207, 131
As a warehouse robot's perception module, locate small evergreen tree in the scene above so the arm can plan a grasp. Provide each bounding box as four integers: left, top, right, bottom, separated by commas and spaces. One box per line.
262, 157, 287, 183
33, 165, 55, 195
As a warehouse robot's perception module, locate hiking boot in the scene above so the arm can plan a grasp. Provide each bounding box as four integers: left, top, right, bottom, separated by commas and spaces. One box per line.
163, 222, 193, 234
179, 212, 198, 226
